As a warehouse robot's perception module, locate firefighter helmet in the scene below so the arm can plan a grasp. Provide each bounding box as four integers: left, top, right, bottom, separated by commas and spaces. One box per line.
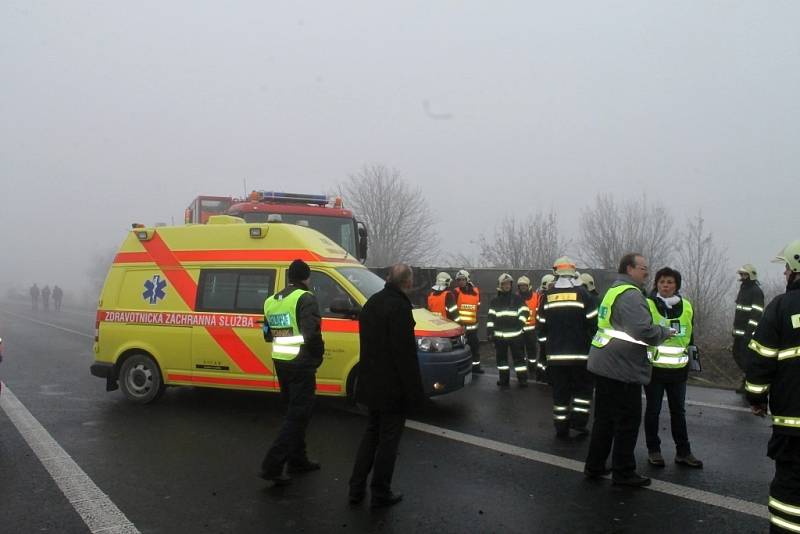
553, 256, 577, 277
773, 240, 800, 273
737, 263, 758, 281
434, 272, 452, 290
579, 273, 596, 292
455, 269, 470, 281
517, 275, 531, 288
497, 273, 513, 290
540, 273, 555, 290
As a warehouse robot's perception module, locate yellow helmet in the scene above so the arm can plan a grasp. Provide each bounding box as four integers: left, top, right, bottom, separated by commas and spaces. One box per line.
540, 273, 555, 290
497, 273, 513, 290
553, 256, 577, 277
773, 240, 800, 273
517, 275, 531, 287
737, 264, 758, 281
579, 273, 596, 292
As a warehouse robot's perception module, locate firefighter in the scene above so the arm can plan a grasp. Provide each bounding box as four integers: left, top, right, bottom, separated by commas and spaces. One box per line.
579, 273, 600, 306
538, 257, 597, 437
488, 273, 528, 387
733, 263, 765, 393
517, 276, 540, 377
454, 270, 483, 374
535, 274, 556, 383
745, 240, 800, 533
427, 272, 458, 321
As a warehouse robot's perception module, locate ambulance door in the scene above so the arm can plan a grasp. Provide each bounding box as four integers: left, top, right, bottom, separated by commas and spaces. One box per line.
192, 268, 277, 390
308, 270, 360, 393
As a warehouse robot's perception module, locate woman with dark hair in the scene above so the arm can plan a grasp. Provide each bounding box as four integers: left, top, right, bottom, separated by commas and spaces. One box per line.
644, 267, 703, 468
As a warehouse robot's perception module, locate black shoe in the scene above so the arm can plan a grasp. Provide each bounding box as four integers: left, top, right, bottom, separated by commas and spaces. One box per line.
258, 471, 292, 486
518, 380, 528, 388
612, 472, 651, 487
583, 466, 611, 479
571, 425, 590, 436
349, 492, 365, 505
555, 429, 570, 439
472, 367, 485, 375
371, 492, 403, 508
497, 380, 510, 387
647, 451, 665, 467
287, 460, 321, 474
675, 453, 704, 469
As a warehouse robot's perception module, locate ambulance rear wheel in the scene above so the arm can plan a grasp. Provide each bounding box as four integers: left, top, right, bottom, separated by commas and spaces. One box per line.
119, 353, 165, 404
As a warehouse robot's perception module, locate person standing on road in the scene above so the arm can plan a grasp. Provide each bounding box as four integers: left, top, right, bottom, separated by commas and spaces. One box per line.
643, 267, 703, 469
454, 270, 483, 374
52, 285, 63, 312
537, 257, 597, 437
30, 283, 39, 311
534, 274, 555, 384
584, 253, 673, 487
517, 276, 540, 378
259, 259, 325, 486
488, 273, 528, 387
349, 264, 425, 508
733, 264, 765, 393
41, 285, 51, 311
427, 272, 458, 321
745, 240, 800, 534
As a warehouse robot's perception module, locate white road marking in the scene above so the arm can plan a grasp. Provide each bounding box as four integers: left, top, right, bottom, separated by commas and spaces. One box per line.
405, 419, 769, 520
0, 309, 93, 339
0, 383, 140, 533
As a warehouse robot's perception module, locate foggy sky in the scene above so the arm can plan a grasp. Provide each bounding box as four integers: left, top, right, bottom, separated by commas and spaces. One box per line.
1, 1, 797, 300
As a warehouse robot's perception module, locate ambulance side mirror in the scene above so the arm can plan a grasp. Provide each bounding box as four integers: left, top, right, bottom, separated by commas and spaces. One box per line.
330, 299, 361, 318
356, 222, 368, 262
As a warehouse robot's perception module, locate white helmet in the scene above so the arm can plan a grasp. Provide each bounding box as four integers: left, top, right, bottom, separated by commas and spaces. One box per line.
517, 275, 531, 288
433, 272, 452, 290
540, 274, 555, 290
737, 264, 758, 281
579, 273, 596, 292
773, 240, 800, 273
553, 256, 578, 277
456, 269, 470, 282
497, 273, 513, 291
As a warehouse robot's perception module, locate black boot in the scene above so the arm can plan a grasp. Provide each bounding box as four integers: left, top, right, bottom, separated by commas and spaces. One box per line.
496, 370, 510, 387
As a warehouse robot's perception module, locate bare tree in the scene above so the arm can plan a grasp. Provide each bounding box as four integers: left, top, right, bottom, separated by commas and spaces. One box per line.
578, 193, 675, 270
675, 213, 732, 344
477, 210, 565, 269
340, 164, 439, 267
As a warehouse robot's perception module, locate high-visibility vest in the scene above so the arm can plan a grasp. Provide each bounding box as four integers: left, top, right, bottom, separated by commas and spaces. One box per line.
264, 288, 309, 361
522, 291, 540, 331
455, 287, 480, 331
591, 284, 648, 349
647, 298, 693, 368
428, 290, 448, 320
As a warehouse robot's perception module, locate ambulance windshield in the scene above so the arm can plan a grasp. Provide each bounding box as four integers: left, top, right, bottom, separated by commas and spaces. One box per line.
336, 267, 385, 299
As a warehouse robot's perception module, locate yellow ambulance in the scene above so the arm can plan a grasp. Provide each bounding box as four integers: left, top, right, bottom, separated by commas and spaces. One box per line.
90, 216, 472, 403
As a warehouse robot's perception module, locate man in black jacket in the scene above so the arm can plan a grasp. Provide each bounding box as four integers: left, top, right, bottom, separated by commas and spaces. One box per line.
733, 264, 765, 393
746, 240, 800, 533
259, 259, 325, 486
349, 264, 425, 508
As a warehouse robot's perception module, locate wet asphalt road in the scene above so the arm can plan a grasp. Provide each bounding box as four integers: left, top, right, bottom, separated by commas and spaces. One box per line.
0, 301, 776, 533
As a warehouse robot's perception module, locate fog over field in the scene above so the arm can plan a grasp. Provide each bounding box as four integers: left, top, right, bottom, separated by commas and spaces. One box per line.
1, 1, 797, 301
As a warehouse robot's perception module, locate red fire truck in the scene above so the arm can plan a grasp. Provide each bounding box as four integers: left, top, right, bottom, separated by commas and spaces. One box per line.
185, 191, 368, 262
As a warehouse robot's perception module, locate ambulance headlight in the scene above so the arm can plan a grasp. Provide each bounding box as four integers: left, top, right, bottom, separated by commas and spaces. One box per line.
416, 337, 453, 353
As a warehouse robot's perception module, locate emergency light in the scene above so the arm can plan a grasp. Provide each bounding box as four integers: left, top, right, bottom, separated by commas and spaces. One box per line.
251, 191, 329, 206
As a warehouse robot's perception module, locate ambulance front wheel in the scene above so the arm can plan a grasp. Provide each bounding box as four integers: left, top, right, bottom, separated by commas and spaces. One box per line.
119, 353, 166, 404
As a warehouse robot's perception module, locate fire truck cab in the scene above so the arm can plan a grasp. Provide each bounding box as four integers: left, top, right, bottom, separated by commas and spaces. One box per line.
185, 191, 368, 262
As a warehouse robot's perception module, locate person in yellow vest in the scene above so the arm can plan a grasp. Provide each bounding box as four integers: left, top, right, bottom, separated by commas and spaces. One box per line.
259, 259, 325, 486
427, 272, 458, 321
454, 269, 483, 374
517, 276, 540, 377
643, 267, 703, 468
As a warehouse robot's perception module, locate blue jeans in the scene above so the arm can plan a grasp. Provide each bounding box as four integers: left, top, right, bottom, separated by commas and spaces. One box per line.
644, 379, 690, 456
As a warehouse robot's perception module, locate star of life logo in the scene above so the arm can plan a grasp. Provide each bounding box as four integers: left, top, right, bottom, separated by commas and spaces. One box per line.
143, 274, 167, 304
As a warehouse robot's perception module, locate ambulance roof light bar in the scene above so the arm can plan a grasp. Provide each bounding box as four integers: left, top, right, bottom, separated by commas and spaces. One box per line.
249, 191, 330, 206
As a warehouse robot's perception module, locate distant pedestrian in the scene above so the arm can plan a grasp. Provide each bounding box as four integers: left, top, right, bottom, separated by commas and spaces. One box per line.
41, 285, 51, 311
584, 253, 673, 487
348, 264, 425, 508
745, 240, 800, 533
259, 259, 325, 486
52, 285, 63, 311
30, 283, 39, 311
732, 264, 765, 393
516, 276, 540, 377
488, 273, 528, 387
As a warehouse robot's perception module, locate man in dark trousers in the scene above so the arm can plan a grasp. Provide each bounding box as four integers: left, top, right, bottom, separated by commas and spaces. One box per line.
733, 263, 765, 393
349, 264, 425, 508
259, 259, 325, 486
